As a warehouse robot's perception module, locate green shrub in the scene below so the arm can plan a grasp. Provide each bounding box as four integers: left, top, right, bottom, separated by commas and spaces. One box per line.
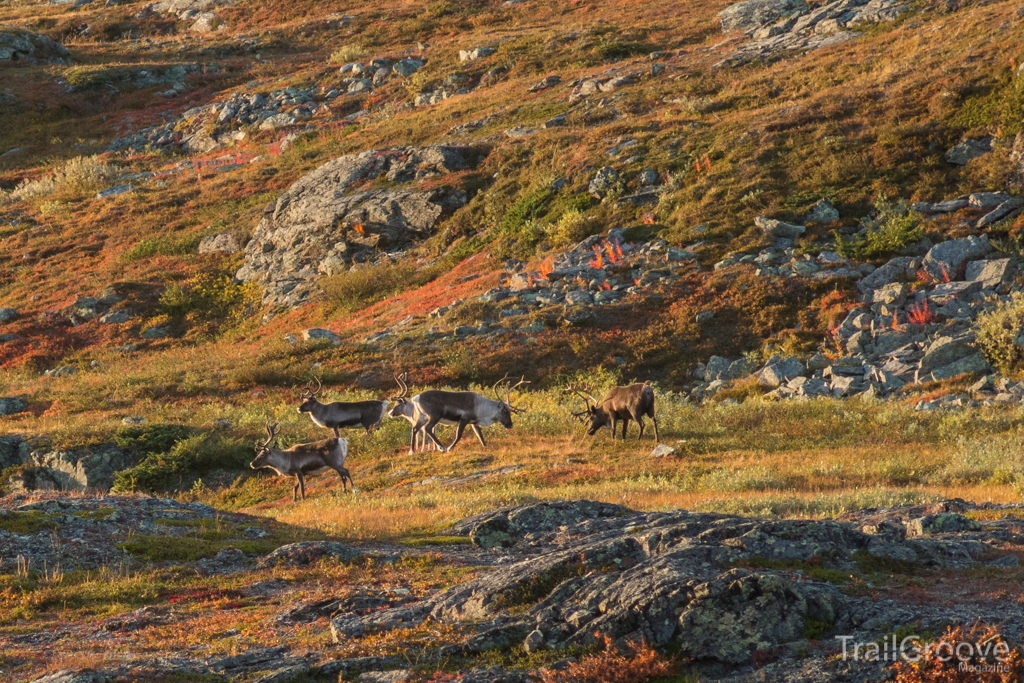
112, 434, 251, 493
121, 234, 203, 262
320, 261, 438, 313
975, 294, 1024, 373
114, 424, 191, 454
158, 273, 259, 327
833, 198, 922, 260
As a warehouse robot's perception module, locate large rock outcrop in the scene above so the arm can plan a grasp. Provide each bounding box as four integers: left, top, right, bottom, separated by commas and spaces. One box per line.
236, 146, 478, 308
0, 29, 71, 65
326, 500, 1020, 667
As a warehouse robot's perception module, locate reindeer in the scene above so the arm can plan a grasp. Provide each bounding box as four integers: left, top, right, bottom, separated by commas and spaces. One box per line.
250, 422, 354, 502
410, 375, 529, 453
387, 372, 487, 454
297, 377, 389, 437
568, 382, 659, 441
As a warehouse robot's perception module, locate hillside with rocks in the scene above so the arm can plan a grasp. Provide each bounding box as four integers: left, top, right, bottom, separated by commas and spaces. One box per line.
4, 0, 1024, 680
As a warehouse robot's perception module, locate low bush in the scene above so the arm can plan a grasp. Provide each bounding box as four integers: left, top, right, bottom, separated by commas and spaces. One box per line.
121, 234, 203, 262
112, 434, 251, 493
321, 261, 438, 313
114, 424, 191, 454
834, 198, 923, 260
538, 636, 674, 683
10, 156, 123, 201
975, 294, 1024, 373
328, 44, 367, 64
158, 273, 259, 329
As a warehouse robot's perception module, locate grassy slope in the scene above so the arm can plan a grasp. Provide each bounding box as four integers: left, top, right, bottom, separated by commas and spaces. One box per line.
0, 0, 1022, 520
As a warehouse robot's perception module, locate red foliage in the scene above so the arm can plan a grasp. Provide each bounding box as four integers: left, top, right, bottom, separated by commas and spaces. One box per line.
906, 300, 935, 325
538, 636, 674, 683
891, 623, 1024, 683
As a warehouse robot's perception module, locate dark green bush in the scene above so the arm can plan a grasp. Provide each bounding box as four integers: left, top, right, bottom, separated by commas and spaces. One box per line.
112, 434, 251, 493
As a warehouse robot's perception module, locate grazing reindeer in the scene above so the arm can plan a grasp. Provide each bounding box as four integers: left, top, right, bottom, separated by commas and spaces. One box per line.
568, 382, 660, 441
250, 422, 354, 501
297, 377, 389, 437
413, 375, 529, 453
387, 372, 486, 454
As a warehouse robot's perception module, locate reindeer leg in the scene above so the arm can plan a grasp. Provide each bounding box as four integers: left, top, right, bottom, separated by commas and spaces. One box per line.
448, 421, 468, 451
299, 472, 307, 500
651, 413, 660, 442
336, 467, 351, 493
471, 424, 486, 447
634, 412, 645, 440
610, 417, 617, 440
621, 418, 630, 440
333, 426, 341, 438
424, 416, 447, 452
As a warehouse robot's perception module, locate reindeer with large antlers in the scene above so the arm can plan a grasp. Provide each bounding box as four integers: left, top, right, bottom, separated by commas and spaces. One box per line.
567, 382, 659, 441
250, 422, 354, 502
386, 372, 481, 453
400, 375, 529, 453
296, 377, 389, 437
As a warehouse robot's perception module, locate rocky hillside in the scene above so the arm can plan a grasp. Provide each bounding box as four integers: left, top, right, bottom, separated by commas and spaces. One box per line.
4, 0, 1024, 679
4, 494, 1024, 682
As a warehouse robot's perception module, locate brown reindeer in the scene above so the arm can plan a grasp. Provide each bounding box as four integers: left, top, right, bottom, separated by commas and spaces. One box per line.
568, 382, 659, 441
250, 422, 353, 501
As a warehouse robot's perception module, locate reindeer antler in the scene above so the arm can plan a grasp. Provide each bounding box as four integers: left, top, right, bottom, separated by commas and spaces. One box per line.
564, 384, 597, 422
504, 376, 530, 413
390, 371, 410, 401
257, 421, 280, 450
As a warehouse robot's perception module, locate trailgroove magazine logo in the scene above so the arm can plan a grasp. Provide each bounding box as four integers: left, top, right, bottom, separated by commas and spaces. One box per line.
837, 633, 1014, 671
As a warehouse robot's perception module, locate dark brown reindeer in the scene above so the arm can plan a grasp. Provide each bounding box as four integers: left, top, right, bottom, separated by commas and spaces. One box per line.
297, 377, 389, 437
568, 382, 660, 441
250, 422, 354, 501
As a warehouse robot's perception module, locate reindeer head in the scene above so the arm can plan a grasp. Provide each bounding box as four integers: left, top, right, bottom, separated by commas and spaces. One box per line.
387, 371, 413, 418
567, 386, 606, 436
297, 378, 323, 414
251, 422, 280, 469
493, 375, 529, 428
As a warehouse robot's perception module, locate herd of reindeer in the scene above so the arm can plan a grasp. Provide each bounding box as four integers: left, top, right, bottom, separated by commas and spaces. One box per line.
250, 373, 660, 501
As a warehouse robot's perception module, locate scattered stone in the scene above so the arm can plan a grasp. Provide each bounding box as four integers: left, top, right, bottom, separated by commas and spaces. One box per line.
0, 397, 27, 416
719, 0, 808, 32
804, 198, 839, 223
0, 307, 17, 323
945, 138, 993, 165
754, 216, 805, 240
459, 46, 496, 62
588, 166, 620, 198
301, 328, 341, 345
198, 233, 244, 254
0, 29, 71, 65
259, 541, 360, 568
650, 444, 677, 457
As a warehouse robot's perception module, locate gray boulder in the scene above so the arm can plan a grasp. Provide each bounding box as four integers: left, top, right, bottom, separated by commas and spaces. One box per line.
966, 258, 1014, 288
259, 541, 360, 568
918, 335, 977, 374
588, 167, 620, 198
921, 236, 991, 282
0, 397, 27, 416
719, 0, 808, 32
0, 307, 18, 323
392, 58, 425, 78
236, 146, 476, 308
705, 355, 732, 381
198, 232, 244, 254
754, 216, 805, 240
0, 29, 71, 64
758, 356, 805, 387
804, 198, 839, 224
928, 353, 990, 382
25, 445, 133, 491
857, 256, 915, 295
944, 138, 992, 165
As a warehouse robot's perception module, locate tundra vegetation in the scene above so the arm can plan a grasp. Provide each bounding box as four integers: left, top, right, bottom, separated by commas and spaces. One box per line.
2, 0, 1024, 679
